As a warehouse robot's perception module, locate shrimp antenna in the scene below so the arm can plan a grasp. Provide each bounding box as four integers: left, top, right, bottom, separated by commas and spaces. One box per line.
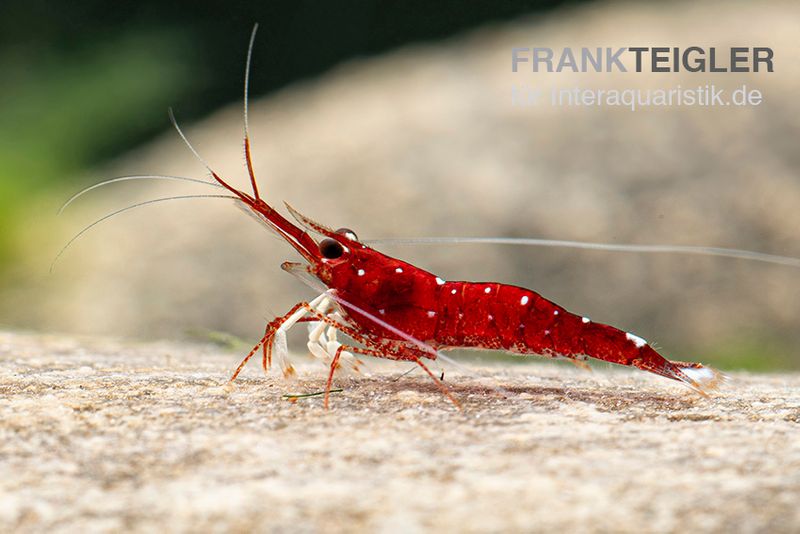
59, 175, 223, 214
168, 108, 215, 174
243, 23, 261, 200
168, 108, 255, 205
50, 194, 239, 273
365, 237, 800, 269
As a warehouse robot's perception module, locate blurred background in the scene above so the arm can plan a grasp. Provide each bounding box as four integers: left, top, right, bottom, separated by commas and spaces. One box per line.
1, 0, 798, 371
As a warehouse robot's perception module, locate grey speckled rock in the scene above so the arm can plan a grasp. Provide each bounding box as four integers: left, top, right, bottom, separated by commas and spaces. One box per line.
1, 331, 799, 532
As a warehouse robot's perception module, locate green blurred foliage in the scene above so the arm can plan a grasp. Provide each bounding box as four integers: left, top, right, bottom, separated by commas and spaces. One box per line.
0, 30, 194, 188
0, 29, 195, 267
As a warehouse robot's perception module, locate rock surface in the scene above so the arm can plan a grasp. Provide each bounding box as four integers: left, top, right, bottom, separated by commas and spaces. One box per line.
2, 331, 799, 532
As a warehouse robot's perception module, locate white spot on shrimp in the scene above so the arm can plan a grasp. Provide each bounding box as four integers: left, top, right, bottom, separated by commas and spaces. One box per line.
520, 295, 529, 305
379, 309, 386, 315
427, 311, 436, 318
357, 269, 365, 277
484, 287, 491, 294
553, 310, 559, 316
451, 289, 457, 295
582, 317, 591, 324
544, 329, 550, 335
435, 277, 445, 285
626, 332, 647, 348
395, 267, 404, 274
488, 314, 494, 321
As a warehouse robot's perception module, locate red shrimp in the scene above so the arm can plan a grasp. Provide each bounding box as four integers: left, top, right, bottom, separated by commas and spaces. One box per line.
59, 25, 741, 409
221, 180, 722, 408
205, 30, 724, 409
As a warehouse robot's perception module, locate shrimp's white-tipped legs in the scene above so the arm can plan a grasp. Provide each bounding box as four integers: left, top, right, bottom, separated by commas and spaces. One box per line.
306, 311, 364, 374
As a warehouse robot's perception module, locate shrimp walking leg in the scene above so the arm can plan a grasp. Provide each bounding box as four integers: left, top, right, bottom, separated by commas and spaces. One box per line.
410, 354, 462, 409
323, 344, 386, 409
228, 297, 414, 376
227, 296, 461, 407
229, 296, 326, 381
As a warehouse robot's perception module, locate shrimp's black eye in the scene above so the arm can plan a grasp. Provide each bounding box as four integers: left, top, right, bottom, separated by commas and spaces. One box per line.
319, 238, 344, 259
335, 227, 358, 241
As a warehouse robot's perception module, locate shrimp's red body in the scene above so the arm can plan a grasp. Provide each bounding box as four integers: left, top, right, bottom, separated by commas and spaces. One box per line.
217, 176, 720, 407
319, 234, 714, 390
190, 26, 721, 408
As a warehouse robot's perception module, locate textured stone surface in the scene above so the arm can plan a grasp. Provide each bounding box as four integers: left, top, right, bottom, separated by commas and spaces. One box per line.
2, 331, 799, 532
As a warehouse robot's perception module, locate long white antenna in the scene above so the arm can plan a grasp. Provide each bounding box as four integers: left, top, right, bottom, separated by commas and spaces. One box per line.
242, 23, 261, 200
365, 236, 800, 269
59, 175, 222, 214
168, 107, 216, 175
51, 194, 238, 273
244, 23, 259, 146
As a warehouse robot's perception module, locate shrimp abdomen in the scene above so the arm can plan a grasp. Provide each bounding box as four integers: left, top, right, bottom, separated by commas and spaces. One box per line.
433, 281, 721, 392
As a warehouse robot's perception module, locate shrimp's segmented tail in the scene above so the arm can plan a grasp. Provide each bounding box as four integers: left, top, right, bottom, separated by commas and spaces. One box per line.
629, 342, 724, 395
662, 360, 725, 396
